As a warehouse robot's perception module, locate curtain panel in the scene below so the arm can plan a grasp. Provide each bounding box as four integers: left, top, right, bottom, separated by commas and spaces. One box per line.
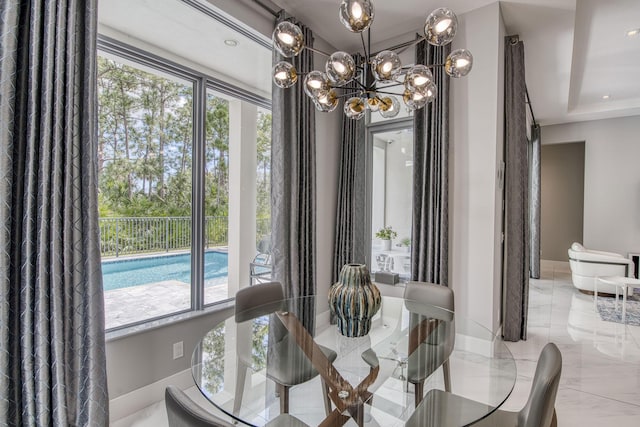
332, 54, 367, 283
271, 12, 316, 334
0, 0, 109, 425
529, 124, 541, 279
411, 39, 451, 286
503, 36, 530, 342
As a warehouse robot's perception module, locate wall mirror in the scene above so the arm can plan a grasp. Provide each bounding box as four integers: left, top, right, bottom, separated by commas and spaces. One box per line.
366, 119, 414, 282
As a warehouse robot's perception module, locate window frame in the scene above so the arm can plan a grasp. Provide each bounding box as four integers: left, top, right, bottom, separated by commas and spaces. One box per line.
98, 35, 271, 332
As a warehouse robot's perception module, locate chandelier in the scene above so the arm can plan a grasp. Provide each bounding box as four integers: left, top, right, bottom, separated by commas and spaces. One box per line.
272, 0, 473, 119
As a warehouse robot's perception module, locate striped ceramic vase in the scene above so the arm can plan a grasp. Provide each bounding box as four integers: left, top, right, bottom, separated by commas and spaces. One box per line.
329, 263, 381, 337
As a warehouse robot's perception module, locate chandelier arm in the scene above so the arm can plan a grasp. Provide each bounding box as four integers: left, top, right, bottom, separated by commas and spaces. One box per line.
360, 32, 369, 62
334, 90, 364, 99
390, 35, 427, 55
376, 82, 405, 88
303, 45, 331, 58
349, 78, 369, 91
374, 89, 405, 96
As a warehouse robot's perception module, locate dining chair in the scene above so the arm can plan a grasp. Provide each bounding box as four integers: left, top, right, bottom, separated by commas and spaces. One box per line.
234, 282, 336, 416
165, 385, 235, 427
165, 386, 309, 427
404, 281, 455, 407
405, 342, 562, 427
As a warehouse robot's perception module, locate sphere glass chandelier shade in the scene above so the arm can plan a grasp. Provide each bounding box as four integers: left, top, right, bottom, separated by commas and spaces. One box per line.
272, 21, 304, 57
273, 61, 297, 88
378, 96, 400, 118
424, 8, 458, 46
445, 49, 474, 78
404, 64, 434, 92
326, 51, 357, 85
339, 0, 375, 33
271, 1, 472, 119
344, 96, 367, 119
314, 89, 339, 112
372, 50, 402, 83
304, 71, 330, 98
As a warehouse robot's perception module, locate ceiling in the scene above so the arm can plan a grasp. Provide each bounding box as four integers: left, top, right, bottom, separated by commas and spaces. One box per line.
271, 0, 640, 125
98, 0, 273, 99
98, 0, 640, 126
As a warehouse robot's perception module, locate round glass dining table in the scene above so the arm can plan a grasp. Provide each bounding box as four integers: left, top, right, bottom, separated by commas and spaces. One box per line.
191, 295, 516, 427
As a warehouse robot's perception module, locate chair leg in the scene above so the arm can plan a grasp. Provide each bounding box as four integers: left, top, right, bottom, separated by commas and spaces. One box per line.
320, 378, 332, 416
414, 381, 424, 408
277, 383, 290, 414
443, 360, 451, 392
233, 364, 247, 416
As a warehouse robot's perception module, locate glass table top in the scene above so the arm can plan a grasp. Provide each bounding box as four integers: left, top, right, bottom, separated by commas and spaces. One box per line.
191, 295, 516, 426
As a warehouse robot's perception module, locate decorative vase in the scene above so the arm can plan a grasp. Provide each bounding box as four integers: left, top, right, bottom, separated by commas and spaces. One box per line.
329, 264, 381, 337
382, 239, 391, 251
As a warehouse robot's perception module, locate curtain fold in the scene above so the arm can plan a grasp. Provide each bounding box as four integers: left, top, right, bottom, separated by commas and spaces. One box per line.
411, 39, 451, 286
529, 124, 541, 279
271, 12, 316, 334
333, 54, 366, 283
503, 36, 529, 342
0, 0, 109, 424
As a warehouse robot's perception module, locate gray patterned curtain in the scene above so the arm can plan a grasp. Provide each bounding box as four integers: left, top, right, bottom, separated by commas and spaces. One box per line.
411, 39, 451, 286
271, 12, 316, 333
333, 54, 366, 282
0, 0, 108, 425
503, 36, 529, 342
529, 124, 541, 279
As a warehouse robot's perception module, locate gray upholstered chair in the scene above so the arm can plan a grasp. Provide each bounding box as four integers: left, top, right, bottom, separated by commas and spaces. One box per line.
165, 386, 309, 427
404, 281, 455, 407
234, 282, 336, 415
165, 385, 235, 427
405, 343, 562, 427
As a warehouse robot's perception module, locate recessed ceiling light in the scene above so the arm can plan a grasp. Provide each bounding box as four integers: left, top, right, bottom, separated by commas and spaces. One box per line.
602, 94, 610, 100
627, 28, 640, 37
224, 39, 239, 47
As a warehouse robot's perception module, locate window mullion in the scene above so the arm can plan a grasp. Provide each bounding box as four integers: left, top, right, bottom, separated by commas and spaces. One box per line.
192, 76, 207, 311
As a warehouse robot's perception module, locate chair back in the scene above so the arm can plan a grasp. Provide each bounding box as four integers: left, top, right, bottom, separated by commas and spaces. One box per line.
235, 281, 284, 322
518, 343, 562, 427
404, 281, 454, 321
404, 281, 455, 347
165, 386, 234, 427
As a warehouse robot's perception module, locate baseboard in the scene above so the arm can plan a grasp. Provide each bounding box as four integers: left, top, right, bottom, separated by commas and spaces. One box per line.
109, 368, 192, 422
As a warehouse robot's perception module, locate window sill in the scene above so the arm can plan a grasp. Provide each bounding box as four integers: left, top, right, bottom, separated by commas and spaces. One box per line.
105, 299, 235, 342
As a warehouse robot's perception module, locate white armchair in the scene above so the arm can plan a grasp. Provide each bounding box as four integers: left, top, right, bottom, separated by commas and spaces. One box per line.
567, 242, 634, 295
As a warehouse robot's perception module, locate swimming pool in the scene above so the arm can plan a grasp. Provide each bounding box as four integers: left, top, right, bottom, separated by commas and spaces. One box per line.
102, 251, 228, 291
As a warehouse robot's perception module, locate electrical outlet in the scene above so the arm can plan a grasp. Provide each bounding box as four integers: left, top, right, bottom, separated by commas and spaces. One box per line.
173, 341, 184, 360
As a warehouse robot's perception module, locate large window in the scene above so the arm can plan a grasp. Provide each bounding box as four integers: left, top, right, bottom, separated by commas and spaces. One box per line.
98, 40, 270, 330
98, 56, 195, 329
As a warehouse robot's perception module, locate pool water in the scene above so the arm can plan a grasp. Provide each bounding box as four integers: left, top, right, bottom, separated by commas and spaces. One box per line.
102, 251, 228, 291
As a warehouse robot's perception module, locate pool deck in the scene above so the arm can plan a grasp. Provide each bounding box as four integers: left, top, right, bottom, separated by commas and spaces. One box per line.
104, 279, 230, 330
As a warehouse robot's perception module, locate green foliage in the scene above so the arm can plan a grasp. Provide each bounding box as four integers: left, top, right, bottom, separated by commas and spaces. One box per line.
97, 56, 272, 253
375, 226, 398, 240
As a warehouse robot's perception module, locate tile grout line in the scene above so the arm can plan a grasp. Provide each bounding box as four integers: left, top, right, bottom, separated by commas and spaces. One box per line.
560, 385, 640, 409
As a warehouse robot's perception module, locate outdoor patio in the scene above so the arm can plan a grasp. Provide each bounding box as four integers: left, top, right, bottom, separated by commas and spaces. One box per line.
104, 278, 230, 330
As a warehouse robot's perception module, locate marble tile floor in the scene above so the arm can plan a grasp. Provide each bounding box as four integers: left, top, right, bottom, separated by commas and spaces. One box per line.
111, 262, 640, 426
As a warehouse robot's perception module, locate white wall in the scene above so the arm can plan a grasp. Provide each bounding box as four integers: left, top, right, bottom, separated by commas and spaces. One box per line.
450, 2, 505, 332
542, 115, 640, 256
